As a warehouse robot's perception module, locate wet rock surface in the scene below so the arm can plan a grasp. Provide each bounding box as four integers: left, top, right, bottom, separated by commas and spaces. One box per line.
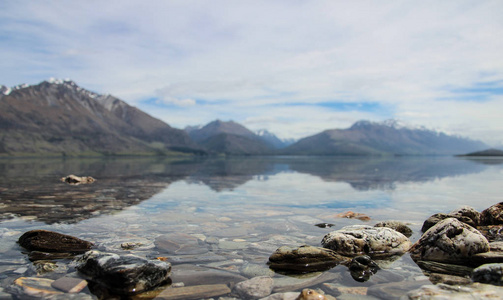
348, 255, 380, 282
480, 202, 503, 226
321, 225, 411, 258
268, 245, 350, 272
18, 230, 94, 254
471, 263, 503, 285
374, 220, 412, 237
76, 250, 171, 295
410, 218, 489, 264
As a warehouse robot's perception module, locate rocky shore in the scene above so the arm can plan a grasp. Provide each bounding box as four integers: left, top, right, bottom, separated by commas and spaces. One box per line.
3, 202, 503, 299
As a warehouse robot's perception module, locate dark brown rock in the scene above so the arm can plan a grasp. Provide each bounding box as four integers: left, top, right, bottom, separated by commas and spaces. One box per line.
477, 225, 503, 242
18, 230, 93, 253
422, 210, 478, 233
480, 202, 503, 226
374, 221, 413, 237
268, 245, 349, 272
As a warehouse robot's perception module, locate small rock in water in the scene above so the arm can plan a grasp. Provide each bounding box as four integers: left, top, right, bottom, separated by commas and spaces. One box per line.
18, 230, 94, 253
321, 225, 411, 258
348, 255, 380, 282
471, 263, 503, 286
233, 276, 274, 299
374, 220, 413, 237
154, 284, 231, 299
76, 250, 171, 295
61, 175, 96, 185
410, 218, 489, 264
480, 202, 503, 226
296, 288, 327, 300
268, 245, 349, 272
314, 223, 335, 228
333, 211, 371, 221
155, 232, 208, 255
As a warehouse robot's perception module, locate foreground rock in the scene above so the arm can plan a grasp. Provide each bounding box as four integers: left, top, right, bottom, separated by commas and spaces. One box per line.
471, 263, 503, 285
421, 205, 480, 232
76, 250, 171, 295
404, 283, 503, 299
61, 175, 96, 185
268, 245, 350, 272
410, 218, 489, 264
18, 230, 93, 254
480, 202, 503, 226
321, 225, 411, 258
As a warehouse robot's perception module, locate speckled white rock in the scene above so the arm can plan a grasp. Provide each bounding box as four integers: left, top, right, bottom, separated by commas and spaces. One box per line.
321, 225, 411, 258
410, 218, 489, 264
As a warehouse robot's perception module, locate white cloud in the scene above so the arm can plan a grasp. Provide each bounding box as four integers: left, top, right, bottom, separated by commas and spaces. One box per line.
1, 0, 503, 144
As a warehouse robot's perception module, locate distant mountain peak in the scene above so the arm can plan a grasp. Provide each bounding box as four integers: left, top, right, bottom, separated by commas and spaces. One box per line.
351, 119, 429, 131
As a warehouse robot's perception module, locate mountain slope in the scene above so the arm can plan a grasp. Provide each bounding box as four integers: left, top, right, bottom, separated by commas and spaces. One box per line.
283, 120, 488, 156
187, 120, 273, 154
0, 79, 197, 156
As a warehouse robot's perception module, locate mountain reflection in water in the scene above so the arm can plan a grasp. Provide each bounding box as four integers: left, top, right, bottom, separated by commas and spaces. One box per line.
0, 156, 495, 224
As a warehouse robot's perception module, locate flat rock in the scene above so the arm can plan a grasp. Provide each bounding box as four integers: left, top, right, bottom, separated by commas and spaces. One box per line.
272, 271, 339, 293
51, 276, 88, 293
268, 245, 349, 272
374, 221, 412, 237
12, 277, 63, 298
410, 218, 489, 264
259, 292, 302, 300
18, 230, 93, 253
470, 251, 503, 265
154, 284, 231, 300
169, 264, 247, 286
366, 279, 431, 300
471, 263, 503, 285
155, 233, 208, 255
428, 273, 472, 285
404, 283, 503, 299
76, 250, 171, 295
415, 260, 474, 276
480, 202, 503, 226
321, 225, 411, 258
234, 276, 274, 299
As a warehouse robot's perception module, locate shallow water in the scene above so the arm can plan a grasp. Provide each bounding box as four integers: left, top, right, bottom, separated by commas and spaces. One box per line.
1, 156, 502, 298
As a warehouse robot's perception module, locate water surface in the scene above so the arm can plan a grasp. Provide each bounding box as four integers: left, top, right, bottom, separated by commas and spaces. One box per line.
1, 156, 502, 298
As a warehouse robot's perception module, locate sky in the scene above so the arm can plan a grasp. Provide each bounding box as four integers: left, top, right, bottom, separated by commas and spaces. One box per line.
1, 1, 502, 145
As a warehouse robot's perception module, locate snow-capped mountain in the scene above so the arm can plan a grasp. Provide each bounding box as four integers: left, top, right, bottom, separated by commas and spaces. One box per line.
256, 129, 295, 149
0, 79, 197, 155
283, 119, 488, 156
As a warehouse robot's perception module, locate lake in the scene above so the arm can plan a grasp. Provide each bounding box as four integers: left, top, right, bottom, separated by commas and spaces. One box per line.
1, 156, 502, 299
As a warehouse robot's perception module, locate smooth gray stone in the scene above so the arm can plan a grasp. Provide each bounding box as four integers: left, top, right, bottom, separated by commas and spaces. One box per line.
403, 283, 503, 299
234, 276, 274, 299
272, 271, 339, 293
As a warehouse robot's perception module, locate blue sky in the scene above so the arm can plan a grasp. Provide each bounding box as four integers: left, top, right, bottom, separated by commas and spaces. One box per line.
1, 1, 503, 145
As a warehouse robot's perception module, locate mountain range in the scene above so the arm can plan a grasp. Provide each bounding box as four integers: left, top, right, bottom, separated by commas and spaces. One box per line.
0, 80, 488, 156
